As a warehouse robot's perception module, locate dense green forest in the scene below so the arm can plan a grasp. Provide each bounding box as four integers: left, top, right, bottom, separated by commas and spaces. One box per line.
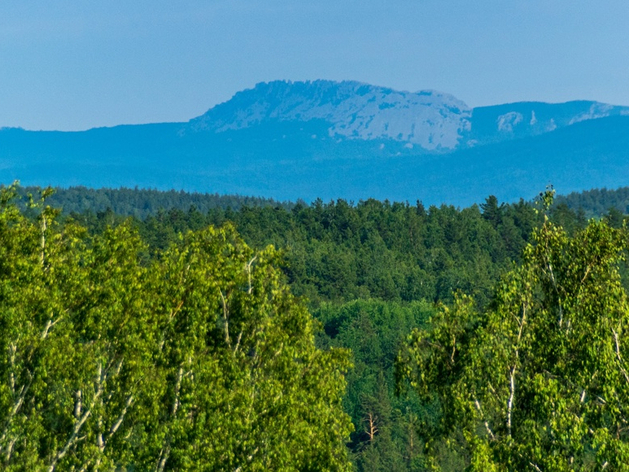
4, 183, 629, 471
556, 186, 629, 219
19, 186, 292, 219
397, 208, 629, 469
0, 184, 351, 471
23, 184, 629, 221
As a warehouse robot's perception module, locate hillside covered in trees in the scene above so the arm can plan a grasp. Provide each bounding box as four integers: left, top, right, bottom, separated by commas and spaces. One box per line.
3, 183, 629, 471
26, 182, 629, 222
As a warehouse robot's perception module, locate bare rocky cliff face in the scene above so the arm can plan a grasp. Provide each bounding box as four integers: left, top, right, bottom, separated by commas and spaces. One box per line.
188, 80, 472, 151
187, 80, 629, 152
4, 79, 629, 206
467, 100, 629, 147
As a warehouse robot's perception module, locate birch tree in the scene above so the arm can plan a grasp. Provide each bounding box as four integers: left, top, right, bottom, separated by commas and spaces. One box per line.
398, 199, 629, 470
0, 184, 157, 470
0, 183, 353, 471
142, 224, 353, 471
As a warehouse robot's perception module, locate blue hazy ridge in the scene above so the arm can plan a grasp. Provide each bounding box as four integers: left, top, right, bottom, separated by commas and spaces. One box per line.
2, 81, 628, 206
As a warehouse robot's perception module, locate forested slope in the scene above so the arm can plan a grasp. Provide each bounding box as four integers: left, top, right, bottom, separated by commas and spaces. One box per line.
69, 196, 543, 308
0, 185, 352, 471
58, 186, 623, 470
18, 185, 290, 218
4, 183, 629, 471
556, 186, 629, 218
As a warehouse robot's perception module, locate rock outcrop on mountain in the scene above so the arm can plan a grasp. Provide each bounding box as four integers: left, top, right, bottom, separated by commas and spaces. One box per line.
467, 100, 629, 146
2, 80, 629, 205
188, 80, 472, 150
186, 80, 629, 152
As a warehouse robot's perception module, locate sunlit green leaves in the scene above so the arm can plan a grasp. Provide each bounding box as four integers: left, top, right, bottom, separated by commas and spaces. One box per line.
398, 215, 629, 471
0, 185, 352, 471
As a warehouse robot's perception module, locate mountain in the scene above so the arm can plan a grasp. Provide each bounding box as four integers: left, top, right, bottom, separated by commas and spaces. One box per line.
187, 80, 471, 151
467, 100, 629, 146
1, 80, 629, 206
185, 80, 629, 150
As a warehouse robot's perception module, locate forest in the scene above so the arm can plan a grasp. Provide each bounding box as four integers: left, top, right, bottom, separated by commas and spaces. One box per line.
3, 182, 629, 471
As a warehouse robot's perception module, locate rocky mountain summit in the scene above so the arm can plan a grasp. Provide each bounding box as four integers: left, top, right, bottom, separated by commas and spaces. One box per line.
468, 100, 629, 146
3, 79, 629, 205
187, 80, 629, 152
188, 80, 471, 150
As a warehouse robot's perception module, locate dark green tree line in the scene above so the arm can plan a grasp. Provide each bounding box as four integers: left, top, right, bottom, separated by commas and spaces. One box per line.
86, 196, 549, 309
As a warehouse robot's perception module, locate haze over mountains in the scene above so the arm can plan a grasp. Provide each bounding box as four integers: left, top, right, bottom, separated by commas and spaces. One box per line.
2, 80, 629, 206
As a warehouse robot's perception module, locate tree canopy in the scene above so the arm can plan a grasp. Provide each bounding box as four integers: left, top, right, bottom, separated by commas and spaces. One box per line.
0, 184, 352, 471
398, 198, 629, 470
6, 182, 629, 471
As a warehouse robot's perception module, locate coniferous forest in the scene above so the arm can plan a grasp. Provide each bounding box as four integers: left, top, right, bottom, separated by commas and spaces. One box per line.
3, 182, 629, 471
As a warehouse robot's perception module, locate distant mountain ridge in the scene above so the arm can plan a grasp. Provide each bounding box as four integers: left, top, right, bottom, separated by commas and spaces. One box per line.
467, 100, 629, 146
2, 80, 629, 206
185, 80, 629, 151
188, 80, 471, 150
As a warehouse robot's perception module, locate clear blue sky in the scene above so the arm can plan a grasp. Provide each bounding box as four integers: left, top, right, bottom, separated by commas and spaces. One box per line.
2, 0, 628, 131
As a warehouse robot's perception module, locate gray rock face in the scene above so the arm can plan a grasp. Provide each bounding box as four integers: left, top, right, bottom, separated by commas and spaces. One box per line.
189, 80, 472, 151
467, 101, 629, 146
189, 80, 629, 152
4, 79, 629, 205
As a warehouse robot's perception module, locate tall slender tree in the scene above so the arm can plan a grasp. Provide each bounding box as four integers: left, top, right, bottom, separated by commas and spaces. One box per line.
0, 183, 353, 471
398, 193, 629, 470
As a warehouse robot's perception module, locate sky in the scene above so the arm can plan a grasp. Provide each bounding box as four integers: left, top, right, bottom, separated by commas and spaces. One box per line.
2, 0, 629, 131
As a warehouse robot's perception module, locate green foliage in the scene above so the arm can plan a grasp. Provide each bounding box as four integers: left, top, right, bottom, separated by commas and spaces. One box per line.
121, 197, 542, 309
19, 186, 290, 220
398, 214, 629, 470
31, 186, 607, 312
10, 184, 620, 471
316, 300, 434, 471
556, 186, 629, 219
0, 183, 352, 471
